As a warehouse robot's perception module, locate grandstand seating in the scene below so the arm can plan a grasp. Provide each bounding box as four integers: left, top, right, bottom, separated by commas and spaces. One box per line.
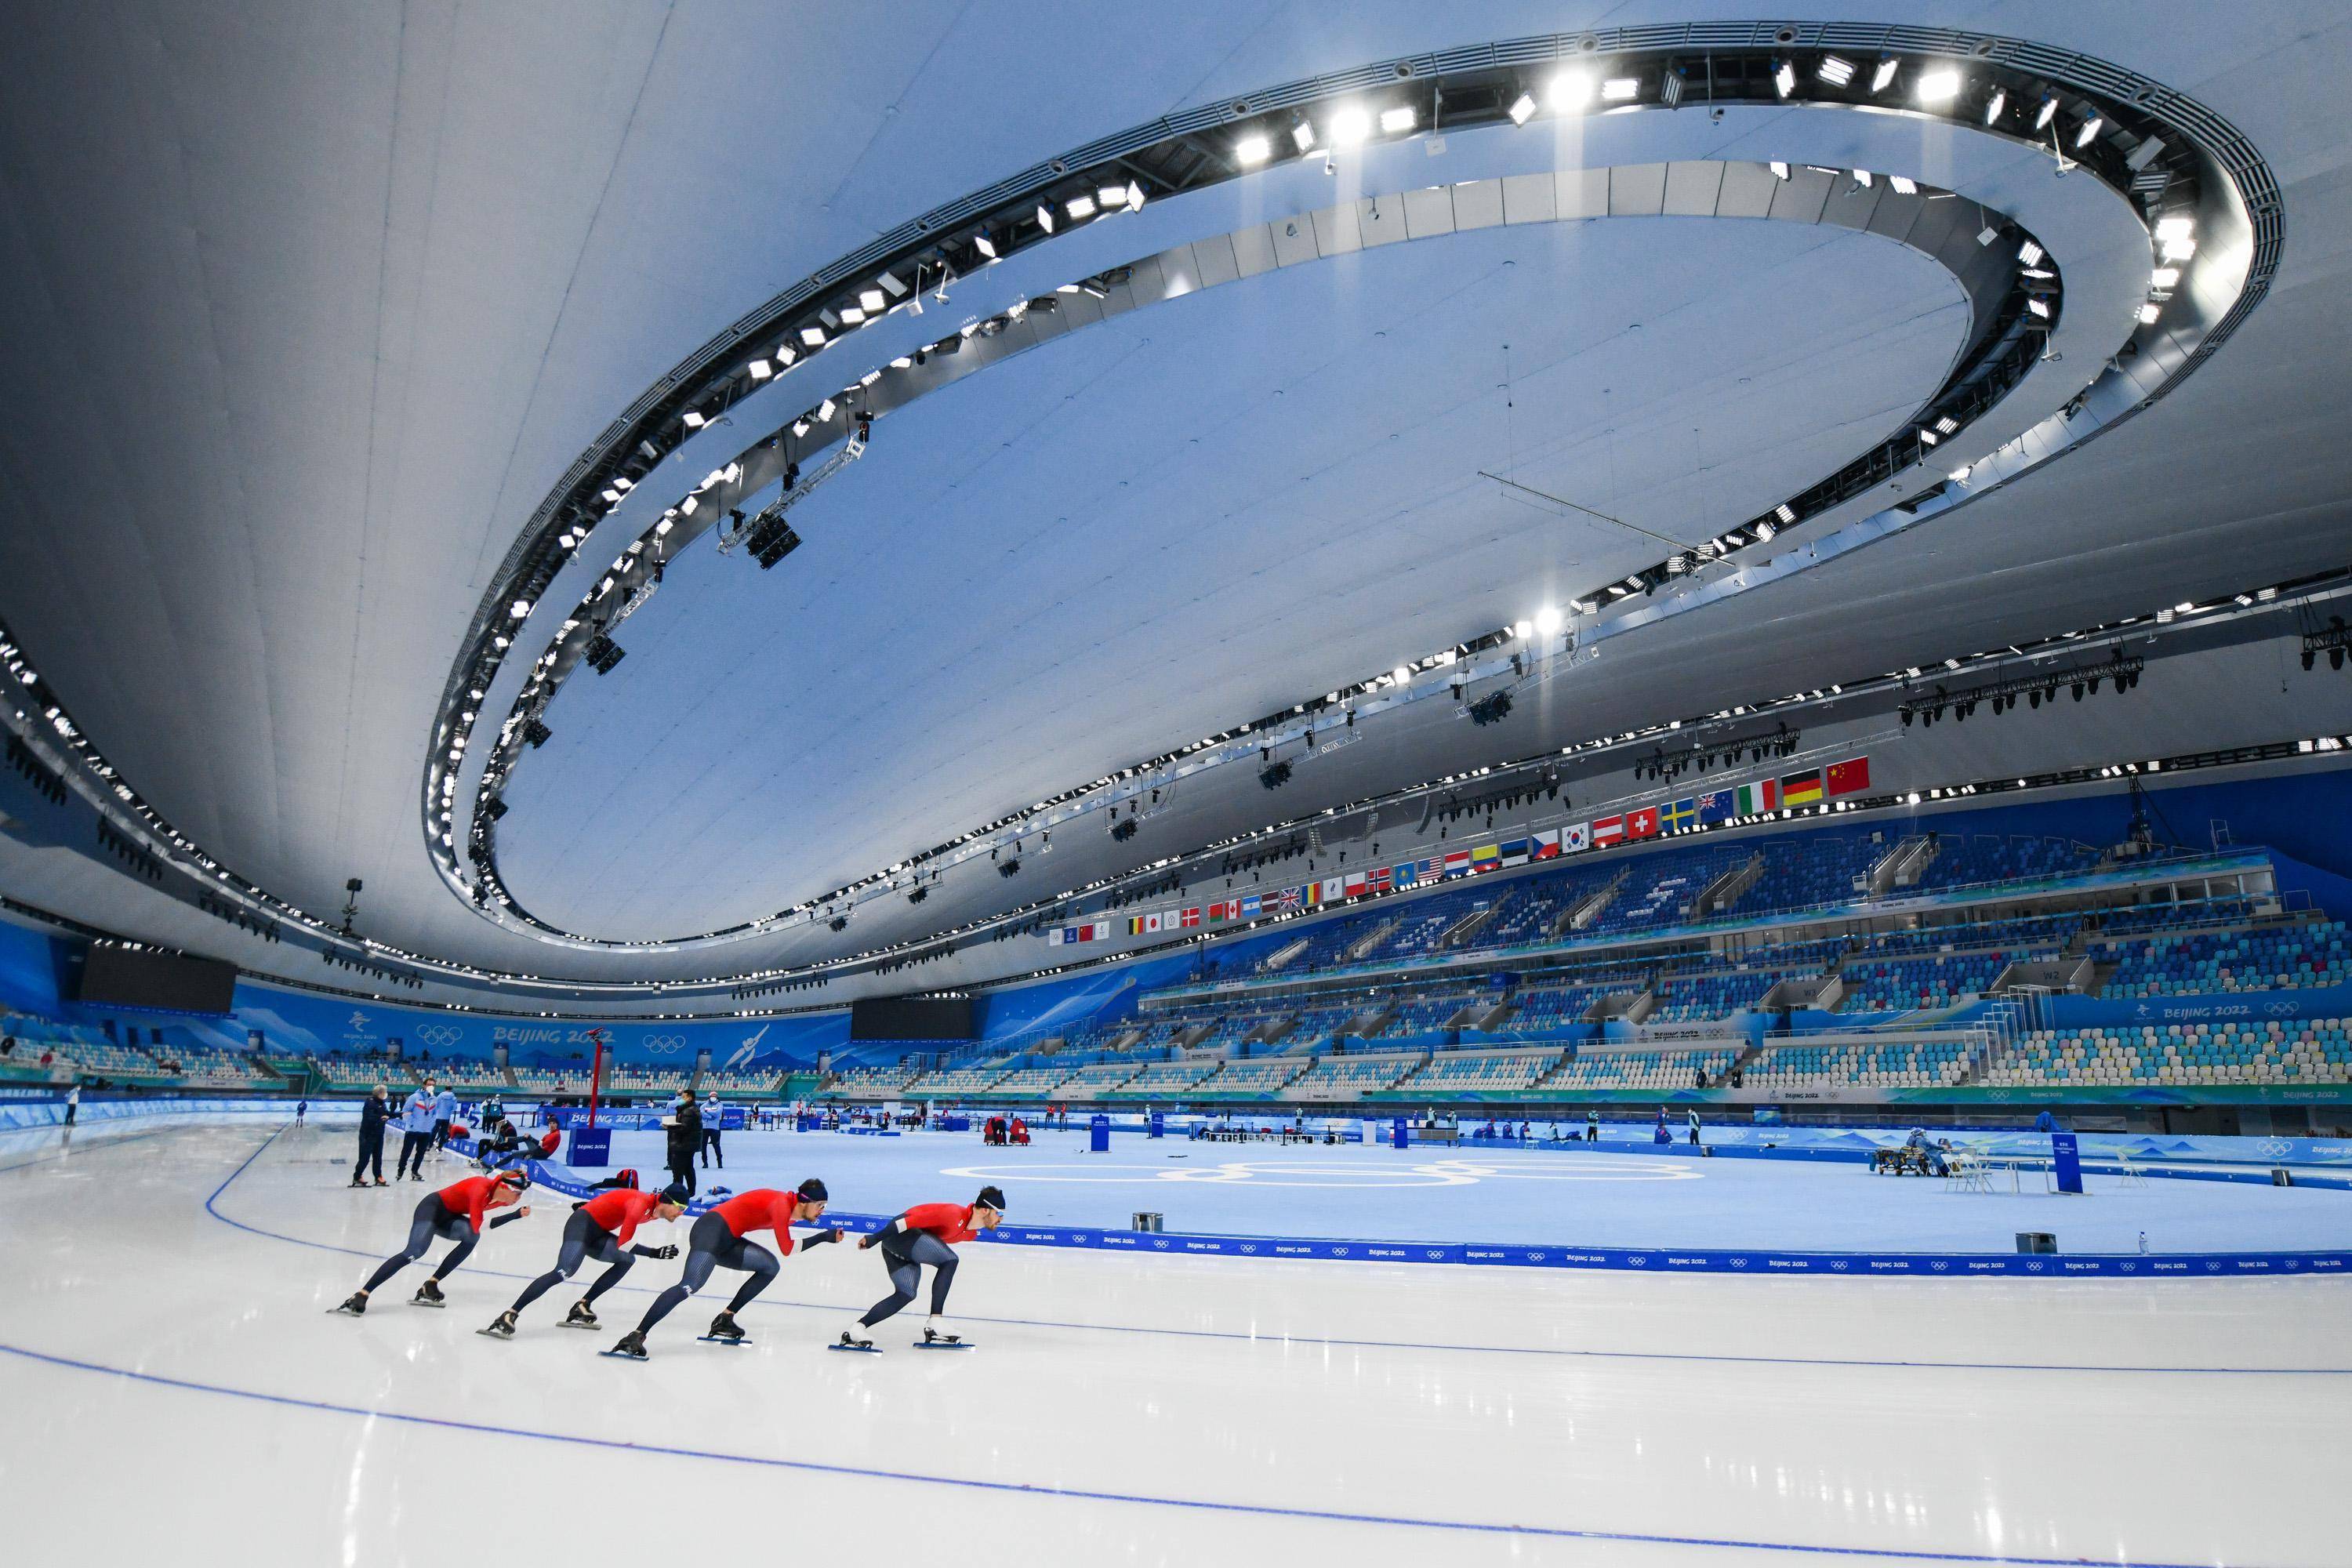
1548, 1047, 1739, 1091
1285, 1054, 1419, 1095
1649, 969, 1781, 1022
1195, 1060, 1308, 1095
1911, 833, 2103, 891
1984, 1019, 2352, 1087
1838, 953, 2013, 1012
1746, 1036, 1973, 1090
1105, 1060, 1221, 1097
1393, 1049, 1564, 1094
2096, 920, 2351, 997
1732, 835, 1878, 913
1054, 1062, 1148, 1098
903, 1065, 1008, 1098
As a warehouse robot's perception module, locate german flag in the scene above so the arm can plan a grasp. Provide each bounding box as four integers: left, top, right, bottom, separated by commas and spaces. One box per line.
1825, 756, 1871, 797
1780, 768, 1824, 807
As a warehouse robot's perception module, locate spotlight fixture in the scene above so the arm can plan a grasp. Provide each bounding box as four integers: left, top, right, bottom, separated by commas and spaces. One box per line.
522, 719, 552, 749
2075, 115, 2104, 150
1772, 60, 1795, 99
1507, 92, 1537, 125
1915, 68, 1961, 104
484, 797, 509, 821
1259, 760, 1294, 790
583, 633, 626, 675
907, 886, 928, 905
1817, 55, 1855, 87
1235, 132, 1272, 165
1111, 818, 1140, 842
1467, 691, 1514, 727
1549, 71, 1594, 111
1869, 57, 1900, 93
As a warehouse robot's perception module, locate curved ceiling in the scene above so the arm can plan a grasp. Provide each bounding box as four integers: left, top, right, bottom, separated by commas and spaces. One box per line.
500, 214, 1969, 940
3, 3, 2350, 1008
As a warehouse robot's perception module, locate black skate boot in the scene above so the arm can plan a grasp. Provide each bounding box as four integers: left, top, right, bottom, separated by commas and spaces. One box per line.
412, 1278, 447, 1308
835, 1328, 877, 1352
561, 1299, 601, 1330
605, 1329, 649, 1361
478, 1309, 517, 1340
702, 1311, 747, 1345
331, 1292, 368, 1316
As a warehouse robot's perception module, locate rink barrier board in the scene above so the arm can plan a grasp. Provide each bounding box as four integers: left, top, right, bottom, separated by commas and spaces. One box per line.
506, 1158, 2352, 1280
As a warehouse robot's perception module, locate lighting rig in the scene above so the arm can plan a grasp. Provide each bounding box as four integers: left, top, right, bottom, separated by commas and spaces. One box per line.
1900, 655, 2143, 725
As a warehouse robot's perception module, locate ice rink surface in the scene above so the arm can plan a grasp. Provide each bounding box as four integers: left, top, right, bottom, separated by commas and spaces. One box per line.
4, 1120, 2348, 1567
589, 1123, 2352, 1254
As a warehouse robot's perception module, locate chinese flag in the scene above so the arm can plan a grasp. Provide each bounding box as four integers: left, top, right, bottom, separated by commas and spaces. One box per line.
1826, 756, 1871, 797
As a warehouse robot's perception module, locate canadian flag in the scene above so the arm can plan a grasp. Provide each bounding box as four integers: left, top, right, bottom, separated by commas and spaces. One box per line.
1592, 815, 1626, 846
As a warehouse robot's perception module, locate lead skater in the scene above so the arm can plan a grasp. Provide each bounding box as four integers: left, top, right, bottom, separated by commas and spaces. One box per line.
481, 1180, 689, 1338
840, 1185, 1005, 1350
333, 1168, 531, 1315
606, 1178, 842, 1360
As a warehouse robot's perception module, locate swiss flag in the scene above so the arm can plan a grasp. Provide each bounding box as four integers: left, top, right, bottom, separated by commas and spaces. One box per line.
1826, 756, 1871, 797
1592, 815, 1625, 845
1626, 806, 1660, 840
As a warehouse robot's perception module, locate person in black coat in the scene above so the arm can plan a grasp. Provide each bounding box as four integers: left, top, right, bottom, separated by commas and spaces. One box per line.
352, 1084, 390, 1187
664, 1092, 703, 1199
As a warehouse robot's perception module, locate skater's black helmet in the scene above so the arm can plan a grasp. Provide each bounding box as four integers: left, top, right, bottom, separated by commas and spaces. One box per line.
975, 1185, 1007, 1213
659, 1181, 691, 1207
797, 1177, 829, 1203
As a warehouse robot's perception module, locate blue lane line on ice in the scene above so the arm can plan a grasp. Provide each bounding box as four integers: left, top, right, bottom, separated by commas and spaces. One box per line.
0, 1337, 2288, 1568
194, 1130, 2352, 1379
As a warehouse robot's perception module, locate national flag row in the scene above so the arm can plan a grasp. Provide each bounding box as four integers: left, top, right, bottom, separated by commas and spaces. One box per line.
1046, 755, 1871, 946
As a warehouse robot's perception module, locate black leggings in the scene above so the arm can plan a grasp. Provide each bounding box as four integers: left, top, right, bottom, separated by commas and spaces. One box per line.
510, 1209, 633, 1314
633, 1212, 775, 1333
362, 1196, 477, 1292
858, 1232, 958, 1327
396, 1130, 432, 1178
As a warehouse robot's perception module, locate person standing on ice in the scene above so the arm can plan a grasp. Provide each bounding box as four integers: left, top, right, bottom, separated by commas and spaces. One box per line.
431, 1082, 457, 1152
333, 1168, 532, 1315
840, 1185, 1005, 1350
607, 1178, 842, 1360
395, 1081, 437, 1181
353, 1084, 390, 1186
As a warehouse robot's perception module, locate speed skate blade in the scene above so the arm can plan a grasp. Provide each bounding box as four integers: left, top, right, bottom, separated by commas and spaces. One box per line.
558, 1319, 601, 1331
475, 1328, 513, 1341
599, 1349, 648, 1362
914, 1339, 972, 1350
829, 1342, 881, 1354
697, 1335, 752, 1347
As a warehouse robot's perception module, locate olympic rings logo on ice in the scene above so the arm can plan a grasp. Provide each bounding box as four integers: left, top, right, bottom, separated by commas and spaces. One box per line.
640, 1034, 691, 1054
415, 1024, 465, 1047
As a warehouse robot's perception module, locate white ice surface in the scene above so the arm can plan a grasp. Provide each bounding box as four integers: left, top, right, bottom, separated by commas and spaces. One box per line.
1, 1120, 2345, 1567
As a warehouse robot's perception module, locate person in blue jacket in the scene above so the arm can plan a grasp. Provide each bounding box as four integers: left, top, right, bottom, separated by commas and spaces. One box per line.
396, 1080, 439, 1181
432, 1083, 458, 1152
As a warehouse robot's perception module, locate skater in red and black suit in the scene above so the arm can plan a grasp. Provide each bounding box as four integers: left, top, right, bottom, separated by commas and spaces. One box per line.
841, 1185, 1004, 1349
481, 1180, 689, 1338
607, 1178, 841, 1359
333, 1169, 531, 1314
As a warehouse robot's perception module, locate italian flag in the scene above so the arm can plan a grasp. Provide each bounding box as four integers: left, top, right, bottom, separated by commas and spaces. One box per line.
1734, 779, 1779, 815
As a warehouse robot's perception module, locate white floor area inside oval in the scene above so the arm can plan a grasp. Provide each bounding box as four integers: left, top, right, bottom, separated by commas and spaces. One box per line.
2, 1120, 2345, 1567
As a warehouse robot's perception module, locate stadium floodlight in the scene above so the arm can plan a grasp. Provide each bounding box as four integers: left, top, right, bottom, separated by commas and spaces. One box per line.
1512, 619, 1533, 640
858, 289, 886, 312
1915, 69, 1961, 104
509, 599, 532, 618
1984, 89, 2006, 124
1889, 175, 1917, 194
2075, 115, 2103, 149
973, 232, 997, 259
1870, 57, 1900, 93
1817, 56, 1854, 87
1549, 70, 1595, 111
2161, 234, 2197, 261
747, 358, 772, 380
2018, 240, 2045, 267
1392, 666, 1412, 685
2034, 96, 2058, 130
816, 397, 836, 421
2154, 214, 2195, 242
838, 305, 866, 324
2150, 266, 2180, 288
2027, 298, 2051, 318
1508, 92, 1537, 125
1773, 61, 1796, 98
1936, 416, 1959, 434
1379, 105, 1416, 133
1601, 77, 1639, 101
1769, 161, 1790, 180
1329, 105, 1371, 145
1098, 184, 1127, 208
1125, 180, 1145, 212
1852, 169, 1874, 187
1035, 204, 1054, 233
1235, 132, 1272, 165
2139, 303, 2161, 325
1534, 604, 1566, 637
1292, 120, 1316, 151
1774, 503, 1797, 524
800, 326, 826, 347
1066, 194, 1097, 220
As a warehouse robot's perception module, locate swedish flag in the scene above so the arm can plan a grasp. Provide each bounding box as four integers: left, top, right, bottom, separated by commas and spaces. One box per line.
1661, 797, 1698, 833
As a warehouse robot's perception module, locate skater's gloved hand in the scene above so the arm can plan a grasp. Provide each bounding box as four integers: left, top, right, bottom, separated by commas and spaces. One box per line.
811, 1227, 844, 1246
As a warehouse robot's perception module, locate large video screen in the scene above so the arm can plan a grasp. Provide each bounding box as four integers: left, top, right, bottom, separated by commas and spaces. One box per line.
75, 944, 238, 1014
849, 995, 976, 1040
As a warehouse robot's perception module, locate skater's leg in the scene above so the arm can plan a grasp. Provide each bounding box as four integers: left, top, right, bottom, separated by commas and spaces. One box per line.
430, 1217, 481, 1280
510, 1210, 593, 1313
905, 1232, 960, 1314
360, 1199, 443, 1293
722, 1240, 777, 1313
580, 1232, 635, 1305
858, 1252, 923, 1328
633, 1213, 727, 1334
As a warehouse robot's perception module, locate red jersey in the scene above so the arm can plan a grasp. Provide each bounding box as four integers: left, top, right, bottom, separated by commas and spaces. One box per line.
580, 1187, 666, 1248
536, 1125, 563, 1157
708, 1189, 806, 1255
435, 1174, 516, 1232
895, 1203, 981, 1245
